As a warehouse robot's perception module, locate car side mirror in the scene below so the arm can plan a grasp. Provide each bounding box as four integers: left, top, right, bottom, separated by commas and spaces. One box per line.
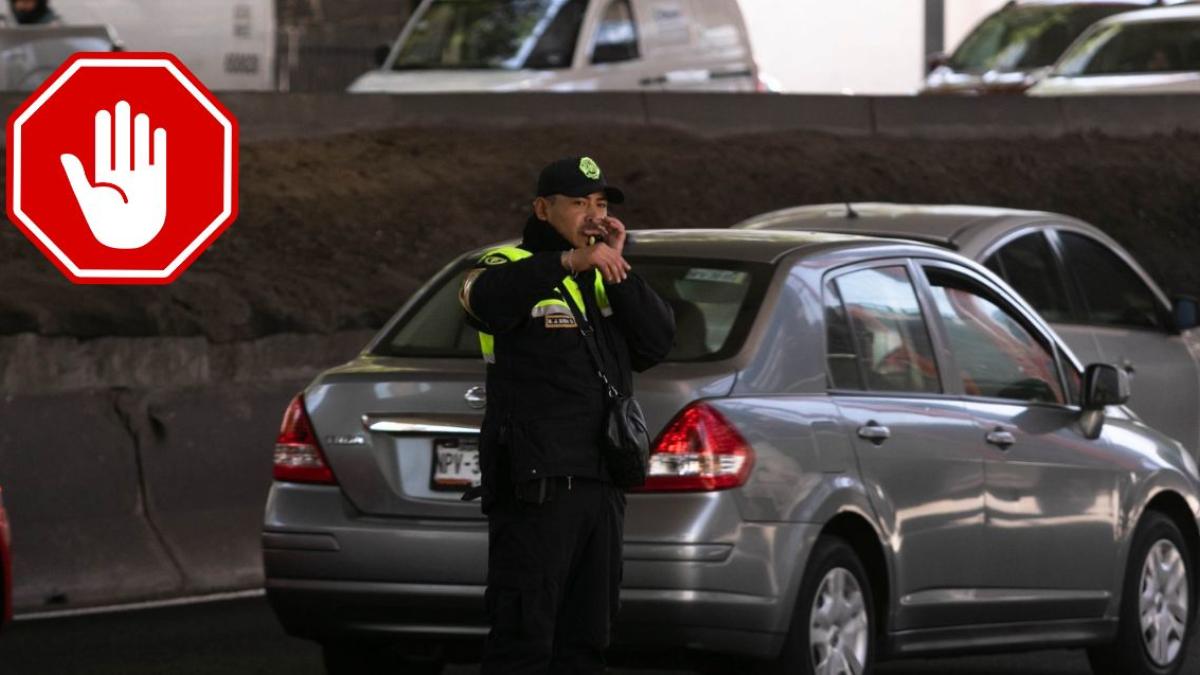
1173, 295, 1199, 331
373, 44, 391, 68
1083, 363, 1130, 411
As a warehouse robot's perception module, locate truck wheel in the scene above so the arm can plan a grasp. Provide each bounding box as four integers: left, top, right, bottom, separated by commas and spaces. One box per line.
1087, 511, 1193, 675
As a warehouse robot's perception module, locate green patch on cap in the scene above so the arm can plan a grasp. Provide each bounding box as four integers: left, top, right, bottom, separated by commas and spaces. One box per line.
579, 157, 601, 180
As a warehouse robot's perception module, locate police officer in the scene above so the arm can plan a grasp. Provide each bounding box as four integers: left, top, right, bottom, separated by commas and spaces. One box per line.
459, 156, 675, 673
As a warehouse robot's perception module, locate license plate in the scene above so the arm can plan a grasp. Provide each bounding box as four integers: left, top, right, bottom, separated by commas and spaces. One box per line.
431, 438, 481, 490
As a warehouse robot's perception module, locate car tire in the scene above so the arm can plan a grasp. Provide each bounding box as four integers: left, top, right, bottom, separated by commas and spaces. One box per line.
1087, 511, 1193, 675
322, 640, 445, 675
770, 535, 876, 675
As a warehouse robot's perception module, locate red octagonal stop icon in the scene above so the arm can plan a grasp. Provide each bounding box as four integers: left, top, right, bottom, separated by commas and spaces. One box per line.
6, 52, 238, 284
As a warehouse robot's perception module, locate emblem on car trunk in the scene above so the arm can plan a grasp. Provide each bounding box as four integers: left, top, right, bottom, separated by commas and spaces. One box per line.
465, 385, 486, 409
324, 434, 366, 446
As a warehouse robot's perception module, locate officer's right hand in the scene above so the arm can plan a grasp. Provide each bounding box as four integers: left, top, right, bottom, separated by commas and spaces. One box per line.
567, 242, 631, 283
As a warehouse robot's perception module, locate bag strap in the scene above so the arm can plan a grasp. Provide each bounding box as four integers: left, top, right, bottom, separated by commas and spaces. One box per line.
560, 284, 621, 401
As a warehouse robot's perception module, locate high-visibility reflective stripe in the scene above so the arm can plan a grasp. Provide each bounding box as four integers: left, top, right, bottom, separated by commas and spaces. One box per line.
476, 246, 531, 362
459, 268, 485, 321
531, 299, 572, 318
594, 271, 612, 317
479, 332, 495, 363
561, 276, 587, 319
480, 246, 532, 264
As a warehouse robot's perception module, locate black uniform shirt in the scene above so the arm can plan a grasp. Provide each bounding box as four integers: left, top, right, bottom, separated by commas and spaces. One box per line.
463, 217, 675, 506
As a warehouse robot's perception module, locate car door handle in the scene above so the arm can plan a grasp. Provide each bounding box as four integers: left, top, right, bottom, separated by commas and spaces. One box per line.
857, 421, 890, 445
1121, 358, 1135, 375
985, 428, 1016, 449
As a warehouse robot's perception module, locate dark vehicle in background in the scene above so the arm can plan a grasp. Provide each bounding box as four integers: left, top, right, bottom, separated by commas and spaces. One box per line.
1030, 3, 1200, 94
264, 230, 1199, 675
736, 203, 1200, 457
1, 485, 11, 632
923, 0, 1170, 94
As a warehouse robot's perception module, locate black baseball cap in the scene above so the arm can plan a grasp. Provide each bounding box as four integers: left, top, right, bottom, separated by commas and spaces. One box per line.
536, 156, 625, 204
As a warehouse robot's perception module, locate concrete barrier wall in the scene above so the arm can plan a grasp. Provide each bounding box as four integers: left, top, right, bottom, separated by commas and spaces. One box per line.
228, 92, 1200, 141
2, 330, 372, 613
129, 381, 308, 596
219, 92, 1200, 141
6, 92, 1200, 143
0, 389, 181, 610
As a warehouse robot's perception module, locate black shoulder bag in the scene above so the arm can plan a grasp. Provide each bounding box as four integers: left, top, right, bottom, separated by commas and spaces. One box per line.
561, 287, 650, 489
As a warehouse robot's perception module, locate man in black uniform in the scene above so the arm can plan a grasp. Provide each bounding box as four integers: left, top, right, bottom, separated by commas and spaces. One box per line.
459, 156, 675, 673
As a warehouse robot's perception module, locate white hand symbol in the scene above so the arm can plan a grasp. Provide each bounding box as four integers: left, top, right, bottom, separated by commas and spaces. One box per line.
60, 100, 167, 250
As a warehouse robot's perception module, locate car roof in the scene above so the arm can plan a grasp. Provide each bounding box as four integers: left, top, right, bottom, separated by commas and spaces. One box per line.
1012, 0, 1193, 7
470, 228, 950, 266
732, 203, 1074, 249
1092, 2, 1200, 23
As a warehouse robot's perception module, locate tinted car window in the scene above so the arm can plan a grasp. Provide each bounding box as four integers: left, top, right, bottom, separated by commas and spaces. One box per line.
1057, 18, 1200, 76
925, 267, 1066, 405
824, 281, 864, 390
394, 0, 586, 71
950, 4, 1137, 73
378, 258, 766, 362
1058, 232, 1163, 330
983, 231, 1073, 323
832, 266, 940, 394
591, 0, 639, 64
526, 0, 589, 68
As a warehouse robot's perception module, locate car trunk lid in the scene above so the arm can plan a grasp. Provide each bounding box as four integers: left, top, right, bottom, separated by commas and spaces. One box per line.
302, 355, 737, 519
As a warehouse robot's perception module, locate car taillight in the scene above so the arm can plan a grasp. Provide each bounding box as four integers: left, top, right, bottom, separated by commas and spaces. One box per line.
273, 393, 336, 484
636, 403, 754, 492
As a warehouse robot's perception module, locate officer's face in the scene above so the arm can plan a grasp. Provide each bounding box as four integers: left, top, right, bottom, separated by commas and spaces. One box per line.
536, 193, 609, 248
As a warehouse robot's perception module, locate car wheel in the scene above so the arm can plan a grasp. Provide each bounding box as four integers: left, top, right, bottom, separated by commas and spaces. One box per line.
322, 640, 445, 675
1087, 512, 1193, 675
772, 535, 876, 675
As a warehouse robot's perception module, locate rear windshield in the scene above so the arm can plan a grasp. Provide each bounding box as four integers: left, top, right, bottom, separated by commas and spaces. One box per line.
949, 4, 1136, 73
375, 257, 770, 362
1055, 17, 1200, 76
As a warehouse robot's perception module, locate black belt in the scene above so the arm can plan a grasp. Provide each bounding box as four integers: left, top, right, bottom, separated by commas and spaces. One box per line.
514, 475, 589, 504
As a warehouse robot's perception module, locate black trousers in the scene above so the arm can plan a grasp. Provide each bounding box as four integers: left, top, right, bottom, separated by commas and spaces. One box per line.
481, 477, 625, 674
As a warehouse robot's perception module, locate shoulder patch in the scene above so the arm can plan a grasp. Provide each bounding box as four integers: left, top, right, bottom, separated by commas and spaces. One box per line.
482, 254, 510, 266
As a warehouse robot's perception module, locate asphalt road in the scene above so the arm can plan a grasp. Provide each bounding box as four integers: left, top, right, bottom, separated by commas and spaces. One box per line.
0, 595, 1196, 674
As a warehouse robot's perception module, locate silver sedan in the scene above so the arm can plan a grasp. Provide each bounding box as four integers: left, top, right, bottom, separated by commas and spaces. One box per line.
736, 203, 1200, 459
264, 230, 1199, 675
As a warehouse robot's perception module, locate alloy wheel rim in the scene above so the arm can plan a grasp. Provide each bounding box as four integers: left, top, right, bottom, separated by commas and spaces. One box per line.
1139, 538, 1189, 667
809, 567, 868, 675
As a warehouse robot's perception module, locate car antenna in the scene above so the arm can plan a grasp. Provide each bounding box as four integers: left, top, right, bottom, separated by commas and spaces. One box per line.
845, 202, 859, 220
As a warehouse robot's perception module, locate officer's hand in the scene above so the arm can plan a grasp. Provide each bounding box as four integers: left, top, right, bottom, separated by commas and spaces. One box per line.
584, 216, 628, 257
572, 242, 631, 284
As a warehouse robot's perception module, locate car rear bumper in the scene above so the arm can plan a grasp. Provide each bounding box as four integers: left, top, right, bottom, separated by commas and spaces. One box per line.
263, 482, 821, 658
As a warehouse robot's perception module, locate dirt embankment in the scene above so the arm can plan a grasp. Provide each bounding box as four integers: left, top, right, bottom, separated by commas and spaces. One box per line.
2, 125, 1198, 342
